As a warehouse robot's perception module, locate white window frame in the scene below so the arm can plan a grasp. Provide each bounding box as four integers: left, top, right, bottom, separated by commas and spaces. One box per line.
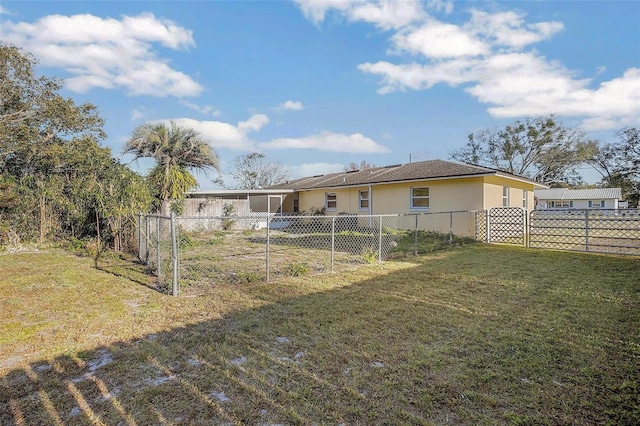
410, 186, 430, 210
325, 192, 337, 211
359, 190, 369, 211
588, 200, 605, 208
522, 190, 528, 209
551, 200, 573, 208
502, 186, 510, 207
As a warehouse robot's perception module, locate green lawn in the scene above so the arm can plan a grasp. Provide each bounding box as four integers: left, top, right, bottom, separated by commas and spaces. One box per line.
1, 245, 638, 425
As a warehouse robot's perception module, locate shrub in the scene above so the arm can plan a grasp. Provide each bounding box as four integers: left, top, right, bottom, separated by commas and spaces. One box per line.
285, 262, 309, 277
362, 246, 378, 263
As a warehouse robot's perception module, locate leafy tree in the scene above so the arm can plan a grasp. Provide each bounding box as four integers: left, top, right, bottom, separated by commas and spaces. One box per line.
124, 121, 220, 215
589, 127, 640, 207
450, 115, 595, 186
0, 43, 151, 249
0, 42, 105, 170
344, 160, 376, 171
219, 152, 290, 189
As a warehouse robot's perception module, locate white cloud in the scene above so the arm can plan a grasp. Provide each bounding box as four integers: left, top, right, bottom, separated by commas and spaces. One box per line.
259, 131, 390, 153
294, 0, 425, 30
466, 10, 563, 49
280, 100, 304, 111
291, 162, 345, 178
238, 114, 269, 133
392, 20, 488, 58
358, 58, 476, 93
426, 0, 453, 15
180, 100, 221, 117
167, 114, 270, 151
2, 13, 202, 97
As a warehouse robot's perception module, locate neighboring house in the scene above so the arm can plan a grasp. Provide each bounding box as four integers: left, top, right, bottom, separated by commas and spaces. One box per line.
267, 159, 547, 216
534, 188, 622, 210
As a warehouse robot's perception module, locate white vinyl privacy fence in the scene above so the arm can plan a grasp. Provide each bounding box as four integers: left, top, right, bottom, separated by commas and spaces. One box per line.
137, 211, 482, 296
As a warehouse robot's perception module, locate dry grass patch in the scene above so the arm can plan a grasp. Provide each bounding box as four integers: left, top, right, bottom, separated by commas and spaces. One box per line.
1, 246, 638, 425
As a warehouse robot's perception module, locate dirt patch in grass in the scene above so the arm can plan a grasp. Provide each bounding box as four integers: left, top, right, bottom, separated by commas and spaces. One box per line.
1, 246, 638, 424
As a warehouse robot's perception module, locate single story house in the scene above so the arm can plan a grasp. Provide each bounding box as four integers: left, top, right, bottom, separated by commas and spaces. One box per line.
534, 188, 622, 210
267, 159, 547, 216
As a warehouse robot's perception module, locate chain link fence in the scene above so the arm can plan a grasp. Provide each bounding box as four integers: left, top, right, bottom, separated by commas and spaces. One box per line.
137, 214, 177, 295
529, 209, 640, 255
136, 208, 640, 296
136, 211, 480, 295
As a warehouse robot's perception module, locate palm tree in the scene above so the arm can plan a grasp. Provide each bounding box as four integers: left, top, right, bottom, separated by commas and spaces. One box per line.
124, 121, 219, 215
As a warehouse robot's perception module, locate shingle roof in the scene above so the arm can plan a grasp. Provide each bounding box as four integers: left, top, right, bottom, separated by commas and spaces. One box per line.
535, 188, 622, 200
268, 159, 542, 190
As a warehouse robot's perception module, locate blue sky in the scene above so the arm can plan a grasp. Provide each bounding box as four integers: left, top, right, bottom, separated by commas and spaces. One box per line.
2, 0, 639, 188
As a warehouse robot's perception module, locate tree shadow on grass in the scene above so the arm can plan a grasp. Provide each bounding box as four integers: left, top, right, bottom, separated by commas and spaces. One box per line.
1, 247, 638, 425
95, 258, 166, 294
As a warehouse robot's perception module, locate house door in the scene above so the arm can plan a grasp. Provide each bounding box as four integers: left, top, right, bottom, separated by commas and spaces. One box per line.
488, 207, 527, 246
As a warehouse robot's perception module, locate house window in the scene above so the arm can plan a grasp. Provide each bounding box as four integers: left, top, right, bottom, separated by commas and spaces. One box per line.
502, 187, 510, 207
359, 190, 369, 210
588, 200, 605, 208
411, 187, 430, 209
292, 198, 299, 213
522, 190, 528, 209
550, 200, 573, 208
325, 192, 337, 211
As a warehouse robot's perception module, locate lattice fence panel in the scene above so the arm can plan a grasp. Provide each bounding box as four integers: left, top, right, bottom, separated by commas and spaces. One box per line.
488, 207, 526, 245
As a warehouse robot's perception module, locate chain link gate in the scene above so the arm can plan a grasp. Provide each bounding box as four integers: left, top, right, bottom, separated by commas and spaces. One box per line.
487, 207, 527, 246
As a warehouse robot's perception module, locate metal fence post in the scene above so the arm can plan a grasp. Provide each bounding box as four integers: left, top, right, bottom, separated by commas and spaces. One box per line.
523, 208, 528, 247
449, 212, 453, 246
585, 209, 590, 252
156, 216, 161, 278
331, 216, 335, 272
145, 214, 150, 265
266, 216, 270, 282
414, 214, 418, 256
137, 213, 142, 261
170, 212, 179, 296
378, 216, 383, 263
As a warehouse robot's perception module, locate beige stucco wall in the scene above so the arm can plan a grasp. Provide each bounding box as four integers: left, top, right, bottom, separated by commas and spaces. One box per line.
283, 174, 539, 218
372, 177, 485, 214
482, 175, 537, 212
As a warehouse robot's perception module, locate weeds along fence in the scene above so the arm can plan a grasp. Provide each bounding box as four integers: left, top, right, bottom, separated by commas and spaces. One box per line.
137, 211, 482, 296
